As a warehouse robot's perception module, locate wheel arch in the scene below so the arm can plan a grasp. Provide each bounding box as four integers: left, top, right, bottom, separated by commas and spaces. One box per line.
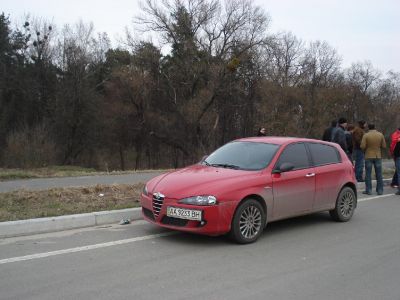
233, 194, 268, 224
243, 194, 266, 212
342, 182, 357, 203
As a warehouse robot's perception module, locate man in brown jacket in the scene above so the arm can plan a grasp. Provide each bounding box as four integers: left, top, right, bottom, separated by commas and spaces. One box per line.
360, 123, 387, 195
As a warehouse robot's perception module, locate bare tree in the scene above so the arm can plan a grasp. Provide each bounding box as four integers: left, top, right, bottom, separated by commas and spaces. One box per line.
370, 71, 400, 135
55, 21, 108, 164
346, 61, 380, 95
262, 32, 303, 87
299, 40, 342, 136
134, 0, 270, 159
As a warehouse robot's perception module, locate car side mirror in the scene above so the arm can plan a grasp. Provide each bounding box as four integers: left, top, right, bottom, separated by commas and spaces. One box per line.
272, 162, 295, 174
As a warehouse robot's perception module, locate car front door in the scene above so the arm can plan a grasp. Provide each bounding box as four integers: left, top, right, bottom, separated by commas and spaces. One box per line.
272, 143, 316, 220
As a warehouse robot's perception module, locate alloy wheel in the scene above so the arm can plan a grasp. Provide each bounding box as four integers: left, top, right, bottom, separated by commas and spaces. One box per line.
339, 190, 355, 218
239, 205, 262, 239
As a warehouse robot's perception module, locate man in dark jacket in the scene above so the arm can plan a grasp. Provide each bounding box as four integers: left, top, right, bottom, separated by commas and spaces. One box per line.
332, 117, 348, 154
322, 120, 337, 141
345, 124, 355, 162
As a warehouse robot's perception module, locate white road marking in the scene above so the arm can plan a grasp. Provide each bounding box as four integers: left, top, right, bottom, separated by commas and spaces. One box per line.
0, 220, 149, 245
0, 232, 176, 265
358, 193, 396, 202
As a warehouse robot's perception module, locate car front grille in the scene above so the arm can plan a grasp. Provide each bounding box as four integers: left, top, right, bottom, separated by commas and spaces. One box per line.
152, 194, 164, 217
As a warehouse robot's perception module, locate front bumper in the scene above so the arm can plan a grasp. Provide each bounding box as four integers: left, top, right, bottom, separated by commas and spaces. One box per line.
140, 194, 235, 236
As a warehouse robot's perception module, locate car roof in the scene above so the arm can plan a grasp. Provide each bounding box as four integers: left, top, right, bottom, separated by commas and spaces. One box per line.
235, 136, 336, 147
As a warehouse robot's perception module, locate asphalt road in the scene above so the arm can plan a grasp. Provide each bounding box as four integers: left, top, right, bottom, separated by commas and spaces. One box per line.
0, 172, 165, 193
0, 159, 395, 193
1, 188, 399, 300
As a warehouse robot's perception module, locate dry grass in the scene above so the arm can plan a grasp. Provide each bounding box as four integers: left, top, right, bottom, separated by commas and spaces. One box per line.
0, 166, 98, 181
0, 183, 144, 222
382, 168, 395, 178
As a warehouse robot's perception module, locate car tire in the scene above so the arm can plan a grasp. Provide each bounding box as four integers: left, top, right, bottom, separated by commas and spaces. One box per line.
329, 186, 356, 222
230, 199, 266, 244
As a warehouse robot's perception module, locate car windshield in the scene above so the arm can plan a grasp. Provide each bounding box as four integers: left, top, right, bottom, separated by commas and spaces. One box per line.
203, 141, 280, 171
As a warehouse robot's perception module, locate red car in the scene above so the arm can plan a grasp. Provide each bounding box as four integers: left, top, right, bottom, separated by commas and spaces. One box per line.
141, 137, 357, 243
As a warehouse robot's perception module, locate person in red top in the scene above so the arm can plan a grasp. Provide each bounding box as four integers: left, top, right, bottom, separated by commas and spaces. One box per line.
390, 127, 400, 194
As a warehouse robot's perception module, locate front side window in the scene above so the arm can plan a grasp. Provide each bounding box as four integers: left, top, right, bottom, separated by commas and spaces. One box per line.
307, 142, 341, 166
276, 143, 310, 170
203, 141, 280, 171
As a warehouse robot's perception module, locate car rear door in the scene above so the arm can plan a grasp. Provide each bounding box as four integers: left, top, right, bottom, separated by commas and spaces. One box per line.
271, 143, 316, 219
306, 142, 344, 211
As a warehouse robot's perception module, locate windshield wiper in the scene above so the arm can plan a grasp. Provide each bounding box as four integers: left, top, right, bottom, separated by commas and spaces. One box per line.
202, 160, 211, 166
210, 163, 240, 170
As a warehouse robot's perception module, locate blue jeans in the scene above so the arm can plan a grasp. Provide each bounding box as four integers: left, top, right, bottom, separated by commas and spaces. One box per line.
395, 157, 400, 192
365, 158, 383, 194
354, 149, 364, 181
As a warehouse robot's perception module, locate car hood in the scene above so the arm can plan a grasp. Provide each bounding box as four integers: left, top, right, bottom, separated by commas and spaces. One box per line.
147, 164, 261, 199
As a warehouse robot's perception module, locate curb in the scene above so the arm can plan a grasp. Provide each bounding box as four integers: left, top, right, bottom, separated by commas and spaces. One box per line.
0, 179, 394, 239
0, 207, 142, 239
356, 178, 391, 190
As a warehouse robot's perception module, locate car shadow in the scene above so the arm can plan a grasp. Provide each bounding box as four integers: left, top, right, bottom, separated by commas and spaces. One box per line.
265, 212, 333, 237
151, 211, 335, 246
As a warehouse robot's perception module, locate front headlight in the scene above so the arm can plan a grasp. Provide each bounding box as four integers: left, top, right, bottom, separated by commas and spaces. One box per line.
142, 185, 149, 196
178, 195, 217, 206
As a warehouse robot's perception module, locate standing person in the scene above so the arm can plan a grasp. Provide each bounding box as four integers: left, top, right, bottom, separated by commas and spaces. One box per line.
322, 120, 337, 141
346, 124, 355, 162
390, 127, 400, 192
353, 120, 367, 182
391, 170, 398, 188
361, 124, 387, 195
332, 117, 348, 153
257, 127, 267, 136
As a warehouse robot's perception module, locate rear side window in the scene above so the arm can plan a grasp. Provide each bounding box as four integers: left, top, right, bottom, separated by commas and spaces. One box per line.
276, 143, 311, 170
307, 143, 341, 166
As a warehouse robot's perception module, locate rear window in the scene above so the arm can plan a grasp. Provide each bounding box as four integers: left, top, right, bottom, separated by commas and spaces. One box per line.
307, 143, 341, 166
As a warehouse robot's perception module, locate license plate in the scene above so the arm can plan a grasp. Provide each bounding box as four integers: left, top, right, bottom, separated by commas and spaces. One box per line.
167, 207, 202, 221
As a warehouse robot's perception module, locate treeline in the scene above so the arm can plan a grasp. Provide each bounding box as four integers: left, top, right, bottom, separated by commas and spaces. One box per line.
1, 0, 399, 170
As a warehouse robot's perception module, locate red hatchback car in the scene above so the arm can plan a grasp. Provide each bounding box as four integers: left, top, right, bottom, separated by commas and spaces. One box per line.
141, 137, 357, 243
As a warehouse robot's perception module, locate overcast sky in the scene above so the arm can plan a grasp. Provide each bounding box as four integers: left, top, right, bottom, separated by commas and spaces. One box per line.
2, 0, 400, 74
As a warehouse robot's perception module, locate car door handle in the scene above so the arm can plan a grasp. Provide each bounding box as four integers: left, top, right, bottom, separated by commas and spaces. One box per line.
305, 173, 315, 177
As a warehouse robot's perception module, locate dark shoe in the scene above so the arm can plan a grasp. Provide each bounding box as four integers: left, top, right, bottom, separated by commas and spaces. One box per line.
391, 184, 399, 188
362, 191, 372, 195
395, 191, 400, 195
377, 192, 383, 195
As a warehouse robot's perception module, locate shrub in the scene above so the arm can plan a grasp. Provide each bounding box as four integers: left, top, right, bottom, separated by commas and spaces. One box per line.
3, 123, 57, 168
